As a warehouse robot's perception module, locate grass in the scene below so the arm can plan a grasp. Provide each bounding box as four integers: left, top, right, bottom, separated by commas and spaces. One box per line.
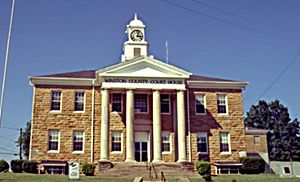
190, 174, 300, 182
0, 173, 132, 182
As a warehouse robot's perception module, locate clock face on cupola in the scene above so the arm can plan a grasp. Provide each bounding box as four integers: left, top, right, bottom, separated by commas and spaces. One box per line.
130, 30, 143, 42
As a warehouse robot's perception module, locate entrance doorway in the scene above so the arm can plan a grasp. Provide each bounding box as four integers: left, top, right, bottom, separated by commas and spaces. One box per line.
135, 132, 149, 162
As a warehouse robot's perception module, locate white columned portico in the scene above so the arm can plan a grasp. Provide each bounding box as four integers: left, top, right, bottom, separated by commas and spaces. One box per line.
177, 90, 187, 162
125, 89, 136, 162
100, 89, 109, 161
152, 90, 162, 163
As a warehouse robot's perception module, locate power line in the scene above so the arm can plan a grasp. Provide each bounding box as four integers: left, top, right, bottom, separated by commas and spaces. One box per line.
255, 50, 300, 102
191, 0, 300, 32
0, 146, 17, 153
0, 126, 19, 131
0, 152, 18, 156
160, 0, 300, 39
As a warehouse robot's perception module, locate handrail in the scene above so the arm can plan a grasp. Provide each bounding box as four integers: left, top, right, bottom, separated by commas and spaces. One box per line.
161, 171, 166, 182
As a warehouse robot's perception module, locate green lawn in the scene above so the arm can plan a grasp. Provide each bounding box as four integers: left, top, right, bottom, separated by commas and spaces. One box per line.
190, 174, 300, 182
0, 173, 132, 182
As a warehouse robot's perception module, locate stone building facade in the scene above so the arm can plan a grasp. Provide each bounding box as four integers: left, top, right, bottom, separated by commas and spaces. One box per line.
29, 15, 248, 175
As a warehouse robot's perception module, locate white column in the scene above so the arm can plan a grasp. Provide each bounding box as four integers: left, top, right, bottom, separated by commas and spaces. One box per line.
125, 89, 136, 162
152, 90, 163, 163
177, 90, 187, 162
100, 89, 109, 161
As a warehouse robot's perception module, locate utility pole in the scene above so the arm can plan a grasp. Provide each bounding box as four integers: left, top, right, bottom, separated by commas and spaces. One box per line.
19, 128, 22, 160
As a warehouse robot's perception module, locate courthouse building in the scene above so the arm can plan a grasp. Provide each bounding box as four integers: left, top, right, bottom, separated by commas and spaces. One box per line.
29, 15, 248, 174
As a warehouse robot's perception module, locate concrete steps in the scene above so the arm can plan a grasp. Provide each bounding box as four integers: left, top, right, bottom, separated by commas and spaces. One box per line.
98, 162, 199, 181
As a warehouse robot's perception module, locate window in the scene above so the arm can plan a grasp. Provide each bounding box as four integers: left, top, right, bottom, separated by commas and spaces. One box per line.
220, 132, 230, 153
112, 131, 122, 152
161, 94, 170, 113
134, 94, 148, 113
283, 166, 291, 175
74, 92, 84, 112
48, 130, 59, 152
161, 132, 171, 153
195, 94, 206, 114
254, 136, 260, 145
73, 131, 84, 152
51, 91, 61, 111
112, 93, 122, 113
197, 132, 208, 153
217, 94, 227, 114
134, 48, 141, 57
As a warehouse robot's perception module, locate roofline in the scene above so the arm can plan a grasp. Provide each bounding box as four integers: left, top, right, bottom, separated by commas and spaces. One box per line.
29, 76, 97, 86
245, 129, 268, 135
187, 80, 248, 89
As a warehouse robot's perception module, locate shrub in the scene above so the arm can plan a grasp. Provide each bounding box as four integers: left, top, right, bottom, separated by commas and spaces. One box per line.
240, 157, 265, 174
82, 163, 95, 176
195, 160, 211, 176
23, 161, 37, 173
0, 160, 9, 172
11, 160, 24, 173
202, 173, 212, 181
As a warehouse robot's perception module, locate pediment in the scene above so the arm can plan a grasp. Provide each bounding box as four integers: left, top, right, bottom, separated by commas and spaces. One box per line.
97, 56, 191, 78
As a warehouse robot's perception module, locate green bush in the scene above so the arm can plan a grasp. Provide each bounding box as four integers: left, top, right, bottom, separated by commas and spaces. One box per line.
195, 160, 211, 176
11, 160, 24, 173
202, 173, 212, 181
23, 161, 37, 173
82, 163, 95, 176
0, 160, 9, 172
240, 157, 265, 174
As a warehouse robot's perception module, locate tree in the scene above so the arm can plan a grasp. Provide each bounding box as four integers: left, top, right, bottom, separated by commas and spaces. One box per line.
17, 121, 31, 159
245, 100, 300, 161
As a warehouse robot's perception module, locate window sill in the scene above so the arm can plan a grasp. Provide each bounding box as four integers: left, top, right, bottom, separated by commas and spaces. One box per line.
196, 113, 206, 116
197, 152, 208, 155
72, 151, 84, 154
74, 111, 85, 114
161, 112, 171, 115
220, 152, 231, 155
111, 111, 122, 114
162, 151, 171, 155
47, 150, 59, 154
217, 113, 228, 117
49, 110, 61, 113
111, 151, 123, 154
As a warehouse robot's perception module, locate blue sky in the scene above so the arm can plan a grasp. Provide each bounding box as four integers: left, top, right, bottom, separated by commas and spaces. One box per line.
0, 0, 299, 162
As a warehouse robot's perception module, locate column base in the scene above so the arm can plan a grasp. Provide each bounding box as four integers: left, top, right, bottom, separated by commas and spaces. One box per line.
152, 159, 164, 164
176, 159, 188, 163
125, 159, 137, 163
99, 158, 110, 162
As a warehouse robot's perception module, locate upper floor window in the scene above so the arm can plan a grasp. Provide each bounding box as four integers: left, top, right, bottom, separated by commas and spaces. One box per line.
161, 94, 170, 113
111, 131, 122, 152
112, 93, 122, 113
220, 132, 231, 153
197, 132, 208, 154
74, 92, 84, 112
48, 130, 59, 152
217, 94, 227, 114
161, 131, 171, 153
51, 91, 61, 111
134, 94, 148, 113
254, 136, 260, 145
195, 94, 206, 114
73, 131, 84, 153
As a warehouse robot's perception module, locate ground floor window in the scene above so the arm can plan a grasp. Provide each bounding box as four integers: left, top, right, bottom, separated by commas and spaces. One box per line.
44, 166, 66, 175
215, 163, 242, 174
111, 131, 122, 152
161, 131, 171, 153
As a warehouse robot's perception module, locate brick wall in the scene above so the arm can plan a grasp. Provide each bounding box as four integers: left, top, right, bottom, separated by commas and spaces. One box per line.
245, 133, 268, 153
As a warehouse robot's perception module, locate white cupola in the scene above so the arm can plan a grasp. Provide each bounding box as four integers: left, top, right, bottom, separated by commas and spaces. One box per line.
121, 14, 148, 62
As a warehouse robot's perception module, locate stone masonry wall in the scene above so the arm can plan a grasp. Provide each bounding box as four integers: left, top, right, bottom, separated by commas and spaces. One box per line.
189, 89, 246, 169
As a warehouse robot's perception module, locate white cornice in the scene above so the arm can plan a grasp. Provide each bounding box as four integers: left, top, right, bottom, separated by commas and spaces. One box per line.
187, 80, 248, 90
29, 77, 98, 86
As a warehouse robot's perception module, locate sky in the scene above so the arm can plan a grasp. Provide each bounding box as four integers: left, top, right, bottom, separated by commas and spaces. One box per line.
0, 0, 299, 162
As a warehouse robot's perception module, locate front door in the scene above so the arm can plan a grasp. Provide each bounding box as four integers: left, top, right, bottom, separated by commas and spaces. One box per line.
135, 132, 149, 162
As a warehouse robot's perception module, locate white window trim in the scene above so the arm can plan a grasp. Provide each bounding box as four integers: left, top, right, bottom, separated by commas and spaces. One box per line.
74, 91, 85, 113
134, 94, 149, 114
220, 132, 231, 155
72, 130, 84, 154
111, 93, 123, 114
197, 132, 208, 154
50, 91, 62, 113
47, 129, 60, 153
217, 94, 228, 116
162, 131, 172, 154
161, 94, 171, 115
195, 94, 206, 115
111, 131, 123, 154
